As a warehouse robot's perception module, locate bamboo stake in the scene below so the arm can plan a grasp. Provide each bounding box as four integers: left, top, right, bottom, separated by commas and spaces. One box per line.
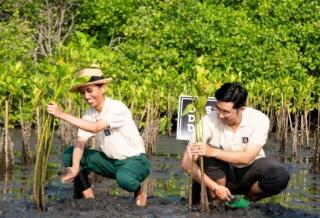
199, 127, 208, 212
36, 106, 41, 136
188, 157, 194, 211
33, 109, 55, 211
195, 103, 209, 212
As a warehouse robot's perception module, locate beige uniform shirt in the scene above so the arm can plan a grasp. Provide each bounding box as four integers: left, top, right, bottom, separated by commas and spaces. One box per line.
190, 107, 270, 168
77, 97, 145, 160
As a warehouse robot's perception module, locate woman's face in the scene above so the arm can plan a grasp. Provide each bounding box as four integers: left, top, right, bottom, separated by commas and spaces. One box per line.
78, 84, 105, 111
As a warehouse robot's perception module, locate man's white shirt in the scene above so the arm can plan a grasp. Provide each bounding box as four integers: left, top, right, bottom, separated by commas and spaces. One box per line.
190, 107, 270, 168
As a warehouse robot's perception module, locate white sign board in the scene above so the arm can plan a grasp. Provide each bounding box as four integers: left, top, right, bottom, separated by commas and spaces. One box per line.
176, 95, 217, 140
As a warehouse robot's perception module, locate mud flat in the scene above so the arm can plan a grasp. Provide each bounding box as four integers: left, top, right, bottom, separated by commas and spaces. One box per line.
0, 133, 319, 218
1, 191, 319, 218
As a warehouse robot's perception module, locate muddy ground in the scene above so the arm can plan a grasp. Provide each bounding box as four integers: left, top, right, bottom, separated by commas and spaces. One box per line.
0, 133, 320, 218
1, 191, 319, 218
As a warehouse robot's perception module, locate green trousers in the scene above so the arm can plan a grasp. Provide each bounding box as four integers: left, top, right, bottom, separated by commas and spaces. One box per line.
62, 146, 150, 192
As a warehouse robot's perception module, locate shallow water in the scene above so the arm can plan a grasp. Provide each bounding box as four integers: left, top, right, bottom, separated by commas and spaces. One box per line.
0, 130, 319, 217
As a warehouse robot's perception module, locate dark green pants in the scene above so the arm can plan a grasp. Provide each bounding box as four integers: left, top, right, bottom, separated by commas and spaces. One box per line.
62, 146, 150, 192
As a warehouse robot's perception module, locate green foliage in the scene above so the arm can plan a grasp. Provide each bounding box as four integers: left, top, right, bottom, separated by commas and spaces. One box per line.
0, 14, 35, 124
0, 0, 319, 210
0, 0, 319, 130
76, 0, 155, 45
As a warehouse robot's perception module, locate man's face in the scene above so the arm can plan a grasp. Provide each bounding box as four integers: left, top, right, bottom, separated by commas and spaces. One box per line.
78, 84, 105, 109
215, 101, 242, 126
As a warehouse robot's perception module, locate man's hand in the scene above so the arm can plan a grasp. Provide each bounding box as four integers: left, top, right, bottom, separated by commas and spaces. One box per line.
60, 166, 79, 183
186, 143, 200, 160
47, 102, 63, 118
213, 185, 233, 202
190, 142, 209, 156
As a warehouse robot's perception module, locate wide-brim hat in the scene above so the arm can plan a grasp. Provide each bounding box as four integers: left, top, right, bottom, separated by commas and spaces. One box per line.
69, 64, 113, 92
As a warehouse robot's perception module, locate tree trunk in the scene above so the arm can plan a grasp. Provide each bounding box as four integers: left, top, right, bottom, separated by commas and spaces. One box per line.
312, 99, 320, 173
19, 99, 33, 165
167, 95, 173, 136
304, 111, 310, 149
3, 100, 14, 171
292, 114, 298, 156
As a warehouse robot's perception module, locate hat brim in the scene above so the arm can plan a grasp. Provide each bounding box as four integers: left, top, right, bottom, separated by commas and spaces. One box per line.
69, 78, 113, 93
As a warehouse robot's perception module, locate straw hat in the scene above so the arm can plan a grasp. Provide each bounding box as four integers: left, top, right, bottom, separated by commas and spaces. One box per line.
70, 64, 113, 92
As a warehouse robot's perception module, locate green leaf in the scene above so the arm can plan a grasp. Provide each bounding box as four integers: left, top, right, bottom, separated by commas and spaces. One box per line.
182, 103, 195, 117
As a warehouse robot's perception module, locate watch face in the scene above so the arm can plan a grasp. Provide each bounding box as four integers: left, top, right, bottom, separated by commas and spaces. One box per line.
104, 129, 111, 136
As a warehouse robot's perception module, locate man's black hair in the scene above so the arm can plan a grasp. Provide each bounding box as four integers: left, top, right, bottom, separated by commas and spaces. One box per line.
214, 82, 247, 109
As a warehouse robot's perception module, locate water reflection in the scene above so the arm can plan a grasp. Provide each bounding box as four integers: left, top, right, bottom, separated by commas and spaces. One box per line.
0, 170, 12, 195
261, 153, 320, 213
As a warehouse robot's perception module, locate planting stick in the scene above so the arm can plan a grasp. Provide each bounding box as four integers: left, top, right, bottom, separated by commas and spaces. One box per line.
33, 110, 55, 211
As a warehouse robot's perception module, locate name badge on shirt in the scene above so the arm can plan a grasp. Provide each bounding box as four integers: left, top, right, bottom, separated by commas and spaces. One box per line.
104, 129, 111, 136
242, 137, 249, 143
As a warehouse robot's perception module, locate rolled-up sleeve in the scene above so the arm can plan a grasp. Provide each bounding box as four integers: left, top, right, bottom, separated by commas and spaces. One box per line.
77, 111, 94, 140
100, 101, 129, 129
250, 114, 270, 146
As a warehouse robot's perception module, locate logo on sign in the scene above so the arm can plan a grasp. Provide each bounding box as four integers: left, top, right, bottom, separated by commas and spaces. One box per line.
176, 95, 216, 140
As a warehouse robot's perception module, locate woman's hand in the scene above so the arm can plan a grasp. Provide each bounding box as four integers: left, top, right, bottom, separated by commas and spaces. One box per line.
47, 102, 63, 118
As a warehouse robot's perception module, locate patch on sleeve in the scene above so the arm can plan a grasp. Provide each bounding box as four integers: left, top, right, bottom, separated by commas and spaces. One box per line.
242, 137, 249, 143
104, 129, 111, 136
